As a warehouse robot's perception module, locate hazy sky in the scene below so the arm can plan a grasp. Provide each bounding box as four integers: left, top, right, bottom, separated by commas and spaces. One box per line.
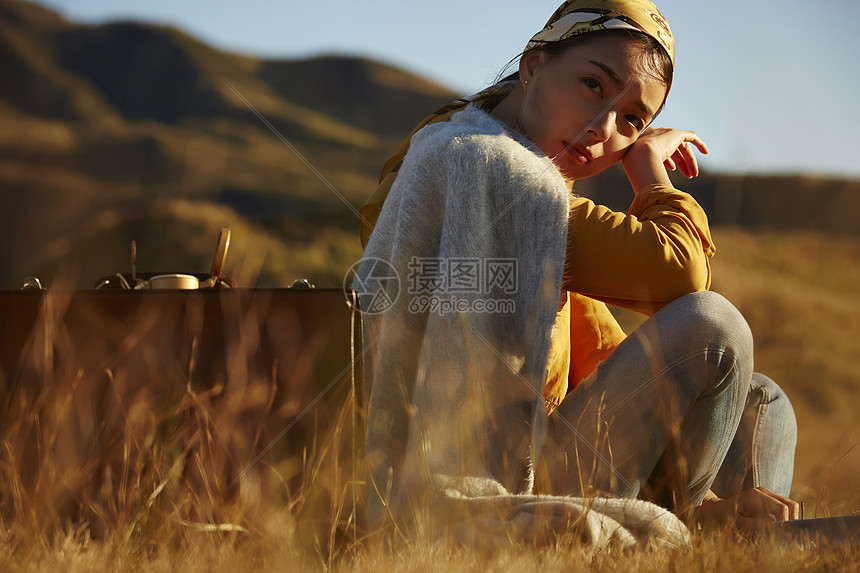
37, 0, 860, 178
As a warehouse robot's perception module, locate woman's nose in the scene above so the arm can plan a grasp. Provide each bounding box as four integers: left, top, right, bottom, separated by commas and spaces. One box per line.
586, 111, 614, 143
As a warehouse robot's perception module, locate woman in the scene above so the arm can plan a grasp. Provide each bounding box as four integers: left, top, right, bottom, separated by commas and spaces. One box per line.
355, 0, 798, 542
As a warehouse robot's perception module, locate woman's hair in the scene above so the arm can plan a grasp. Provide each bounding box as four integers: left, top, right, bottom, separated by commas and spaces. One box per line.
497, 29, 674, 117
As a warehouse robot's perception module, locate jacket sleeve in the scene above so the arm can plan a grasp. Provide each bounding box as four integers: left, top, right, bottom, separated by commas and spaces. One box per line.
562, 183, 716, 315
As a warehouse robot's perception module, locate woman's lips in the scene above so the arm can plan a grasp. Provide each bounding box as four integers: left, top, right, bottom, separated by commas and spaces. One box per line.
562, 141, 591, 164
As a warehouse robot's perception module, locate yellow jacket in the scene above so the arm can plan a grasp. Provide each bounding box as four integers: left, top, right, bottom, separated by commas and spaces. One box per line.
543, 185, 716, 411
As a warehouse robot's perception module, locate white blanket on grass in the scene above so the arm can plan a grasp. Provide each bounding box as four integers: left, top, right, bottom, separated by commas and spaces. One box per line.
356, 106, 689, 548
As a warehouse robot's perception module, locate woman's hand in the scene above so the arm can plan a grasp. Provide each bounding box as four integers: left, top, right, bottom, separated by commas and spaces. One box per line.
693, 487, 801, 534
622, 127, 709, 194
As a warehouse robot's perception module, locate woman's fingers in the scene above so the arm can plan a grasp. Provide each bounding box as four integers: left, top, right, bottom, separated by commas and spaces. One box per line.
738, 487, 800, 522
684, 131, 709, 156
695, 487, 802, 533
757, 489, 801, 521
668, 137, 706, 179
778, 493, 801, 520
639, 128, 709, 177
672, 146, 690, 178
675, 142, 699, 178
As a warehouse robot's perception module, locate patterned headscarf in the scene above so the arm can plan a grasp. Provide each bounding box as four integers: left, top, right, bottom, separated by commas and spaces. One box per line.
360, 0, 674, 247
528, 0, 673, 66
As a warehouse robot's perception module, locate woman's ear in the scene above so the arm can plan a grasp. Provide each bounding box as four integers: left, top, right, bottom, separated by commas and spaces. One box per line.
519, 50, 544, 87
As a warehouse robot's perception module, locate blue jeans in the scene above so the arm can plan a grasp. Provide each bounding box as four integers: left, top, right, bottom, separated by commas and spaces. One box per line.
544, 291, 797, 512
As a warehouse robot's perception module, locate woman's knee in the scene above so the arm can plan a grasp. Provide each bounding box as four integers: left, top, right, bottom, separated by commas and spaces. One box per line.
655, 291, 754, 362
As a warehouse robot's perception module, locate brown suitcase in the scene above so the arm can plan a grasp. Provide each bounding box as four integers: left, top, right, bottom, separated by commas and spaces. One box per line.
0, 286, 364, 550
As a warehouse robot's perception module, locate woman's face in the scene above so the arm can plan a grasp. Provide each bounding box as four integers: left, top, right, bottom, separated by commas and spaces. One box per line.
519, 35, 668, 180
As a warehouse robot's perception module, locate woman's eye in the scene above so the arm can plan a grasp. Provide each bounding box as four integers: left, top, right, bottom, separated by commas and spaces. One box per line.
625, 114, 644, 131
583, 78, 602, 95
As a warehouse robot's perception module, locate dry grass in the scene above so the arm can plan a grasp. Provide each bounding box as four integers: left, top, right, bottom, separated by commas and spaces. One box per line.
1, 520, 858, 572
1, 227, 858, 570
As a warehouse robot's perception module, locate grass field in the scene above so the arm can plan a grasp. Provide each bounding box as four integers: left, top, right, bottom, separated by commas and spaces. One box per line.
0, 227, 857, 571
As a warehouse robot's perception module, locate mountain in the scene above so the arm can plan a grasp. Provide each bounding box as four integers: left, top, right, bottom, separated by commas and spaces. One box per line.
0, 0, 456, 289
